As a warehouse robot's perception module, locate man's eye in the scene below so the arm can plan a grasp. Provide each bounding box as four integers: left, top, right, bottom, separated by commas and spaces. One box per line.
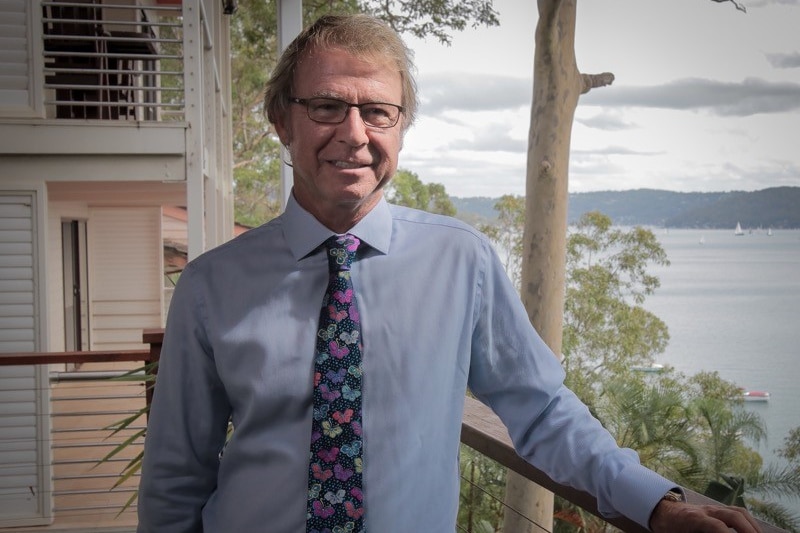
313, 101, 343, 113
363, 105, 390, 118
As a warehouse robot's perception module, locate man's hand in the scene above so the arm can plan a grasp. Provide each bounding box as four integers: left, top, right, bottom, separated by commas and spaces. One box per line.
650, 499, 763, 532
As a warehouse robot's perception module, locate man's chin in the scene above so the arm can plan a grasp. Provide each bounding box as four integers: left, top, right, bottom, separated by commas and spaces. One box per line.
333, 190, 383, 210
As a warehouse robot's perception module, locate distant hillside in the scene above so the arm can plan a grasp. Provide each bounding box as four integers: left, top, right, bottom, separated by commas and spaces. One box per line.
451, 187, 800, 229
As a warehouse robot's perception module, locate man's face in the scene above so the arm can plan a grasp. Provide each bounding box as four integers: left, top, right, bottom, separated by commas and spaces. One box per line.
275, 46, 404, 231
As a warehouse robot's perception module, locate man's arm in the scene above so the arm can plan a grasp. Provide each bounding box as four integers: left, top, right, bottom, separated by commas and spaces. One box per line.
137, 265, 231, 532
466, 241, 763, 532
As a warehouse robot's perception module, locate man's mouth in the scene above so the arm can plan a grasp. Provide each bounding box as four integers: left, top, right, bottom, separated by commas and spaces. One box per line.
331, 160, 369, 169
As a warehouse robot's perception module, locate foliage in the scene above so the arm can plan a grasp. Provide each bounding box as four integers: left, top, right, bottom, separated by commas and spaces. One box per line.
229, 0, 283, 225
384, 169, 456, 215
478, 195, 524, 290
597, 374, 697, 480
458, 445, 507, 532
359, 0, 498, 45
561, 212, 670, 405
478, 206, 672, 374
780, 427, 800, 464
96, 363, 157, 514
228, 0, 498, 226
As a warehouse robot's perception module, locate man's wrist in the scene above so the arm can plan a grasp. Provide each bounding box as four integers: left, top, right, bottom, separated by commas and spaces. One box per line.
649, 489, 685, 530
661, 489, 685, 503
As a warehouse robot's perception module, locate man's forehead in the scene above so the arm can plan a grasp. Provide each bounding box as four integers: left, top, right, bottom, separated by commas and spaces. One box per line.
293, 48, 402, 97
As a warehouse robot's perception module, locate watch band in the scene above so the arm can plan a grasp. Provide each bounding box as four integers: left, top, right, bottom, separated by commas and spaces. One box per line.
662, 489, 685, 502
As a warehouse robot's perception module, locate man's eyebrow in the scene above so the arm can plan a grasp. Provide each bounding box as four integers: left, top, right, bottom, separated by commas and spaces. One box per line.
310, 91, 342, 99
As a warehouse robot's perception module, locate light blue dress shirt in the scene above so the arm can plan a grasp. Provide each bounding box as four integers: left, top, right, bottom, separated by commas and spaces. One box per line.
137, 195, 675, 532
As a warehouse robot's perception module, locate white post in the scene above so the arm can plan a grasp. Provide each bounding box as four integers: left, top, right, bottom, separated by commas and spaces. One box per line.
184, 0, 205, 259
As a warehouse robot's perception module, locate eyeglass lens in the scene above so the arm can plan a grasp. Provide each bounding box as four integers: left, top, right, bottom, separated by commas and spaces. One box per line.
305, 98, 400, 128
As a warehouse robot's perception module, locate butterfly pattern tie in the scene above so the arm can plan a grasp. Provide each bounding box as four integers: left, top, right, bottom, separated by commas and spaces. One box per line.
307, 234, 365, 533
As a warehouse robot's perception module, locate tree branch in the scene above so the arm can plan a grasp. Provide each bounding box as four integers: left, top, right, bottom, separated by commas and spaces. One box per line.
709, 0, 747, 13
580, 72, 615, 94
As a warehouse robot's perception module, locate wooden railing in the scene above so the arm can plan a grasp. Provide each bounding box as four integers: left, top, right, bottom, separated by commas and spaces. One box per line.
0, 329, 787, 532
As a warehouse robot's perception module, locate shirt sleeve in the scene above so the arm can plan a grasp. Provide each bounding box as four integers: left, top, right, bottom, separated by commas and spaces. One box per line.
137, 263, 231, 532
466, 241, 675, 529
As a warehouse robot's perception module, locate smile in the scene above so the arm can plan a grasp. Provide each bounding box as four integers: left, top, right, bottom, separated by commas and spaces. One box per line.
331, 160, 369, 169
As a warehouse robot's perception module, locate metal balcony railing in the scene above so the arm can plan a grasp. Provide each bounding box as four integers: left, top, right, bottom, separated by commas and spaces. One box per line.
0, 331, 789, 532
41, 1, 184, 121
0, 340, 157, 531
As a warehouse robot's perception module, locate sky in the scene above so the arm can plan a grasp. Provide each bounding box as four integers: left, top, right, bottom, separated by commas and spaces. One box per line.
398, 0, 800, 198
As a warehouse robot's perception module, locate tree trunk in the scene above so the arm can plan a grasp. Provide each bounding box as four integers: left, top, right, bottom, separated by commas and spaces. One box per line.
502, 0, 583, 530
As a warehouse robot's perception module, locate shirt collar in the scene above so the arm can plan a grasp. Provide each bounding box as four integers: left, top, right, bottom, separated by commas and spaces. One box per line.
282, 193, 392, 261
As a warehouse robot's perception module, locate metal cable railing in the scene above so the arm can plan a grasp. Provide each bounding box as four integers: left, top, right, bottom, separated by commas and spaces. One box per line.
0, 346, 154, 530
0, 363, 146, 528
41, 1, 184, 121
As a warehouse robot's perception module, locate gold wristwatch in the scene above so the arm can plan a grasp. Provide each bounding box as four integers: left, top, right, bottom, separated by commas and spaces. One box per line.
662, 489, 684, 502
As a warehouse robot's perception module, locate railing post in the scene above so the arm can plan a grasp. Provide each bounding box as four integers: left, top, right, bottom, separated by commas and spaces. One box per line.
142, 328, 164, 415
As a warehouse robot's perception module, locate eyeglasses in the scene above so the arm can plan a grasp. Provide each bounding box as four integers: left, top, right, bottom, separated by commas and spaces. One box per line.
289, 97, 404, 129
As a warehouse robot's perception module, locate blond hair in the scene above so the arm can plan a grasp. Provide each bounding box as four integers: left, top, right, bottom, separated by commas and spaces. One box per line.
264, 14, 418, 131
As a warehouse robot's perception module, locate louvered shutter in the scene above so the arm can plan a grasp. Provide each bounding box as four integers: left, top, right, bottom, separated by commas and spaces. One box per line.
0, 193, 52, 527
0, 0, 43, 116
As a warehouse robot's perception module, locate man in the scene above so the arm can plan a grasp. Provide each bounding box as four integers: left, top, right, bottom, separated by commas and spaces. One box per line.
138, 14, 762, 533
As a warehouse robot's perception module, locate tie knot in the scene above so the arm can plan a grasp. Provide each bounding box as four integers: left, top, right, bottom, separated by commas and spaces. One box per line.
324, 234, 360, 272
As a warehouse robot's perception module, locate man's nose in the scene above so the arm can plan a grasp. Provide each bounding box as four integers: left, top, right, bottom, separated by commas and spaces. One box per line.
337, 107, 370, 145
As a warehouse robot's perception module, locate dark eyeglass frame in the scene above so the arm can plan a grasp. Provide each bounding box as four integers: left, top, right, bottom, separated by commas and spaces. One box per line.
289, 97, 405, 129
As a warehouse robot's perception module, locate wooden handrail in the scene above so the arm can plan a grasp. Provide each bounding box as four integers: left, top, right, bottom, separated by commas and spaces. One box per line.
0, 349, 151, 366
461, 395, 785, 533
0, 329, 165, 411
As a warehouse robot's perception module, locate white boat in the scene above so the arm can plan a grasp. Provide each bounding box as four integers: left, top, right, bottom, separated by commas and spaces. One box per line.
767, 228, 773, 236
734, 222, 744, 236
742, 390, 770, 402
699, 235, 705, 245
632, 363, 665, 373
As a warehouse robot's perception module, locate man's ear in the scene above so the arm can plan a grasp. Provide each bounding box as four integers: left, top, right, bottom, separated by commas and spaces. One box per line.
274, 115, 292, 147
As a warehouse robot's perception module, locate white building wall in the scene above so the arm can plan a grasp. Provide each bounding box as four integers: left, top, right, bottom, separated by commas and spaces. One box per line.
87, 207, 163, 350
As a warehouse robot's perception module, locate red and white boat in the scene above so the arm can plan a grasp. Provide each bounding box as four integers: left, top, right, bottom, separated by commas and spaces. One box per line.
742, 390, 770, 402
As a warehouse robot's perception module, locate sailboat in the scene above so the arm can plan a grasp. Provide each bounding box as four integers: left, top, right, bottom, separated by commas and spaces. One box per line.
734, 222, 744, 236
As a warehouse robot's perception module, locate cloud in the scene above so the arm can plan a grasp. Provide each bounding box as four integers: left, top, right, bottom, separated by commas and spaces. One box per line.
748, 0, 799, 6
400, 149, 527, 197
572, 146, 664, 157
576, 112, 636, 131
579, 77, 800, 116
766, 52, 800, 68
445, 124, 527, 152
418, 72, 531, 116
418, 72, 800, 119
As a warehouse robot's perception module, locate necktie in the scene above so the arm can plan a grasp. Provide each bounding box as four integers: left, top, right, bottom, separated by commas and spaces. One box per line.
307, 234, 365, 532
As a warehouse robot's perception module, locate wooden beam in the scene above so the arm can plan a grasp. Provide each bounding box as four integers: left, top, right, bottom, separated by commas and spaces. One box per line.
460, 396, 784, 533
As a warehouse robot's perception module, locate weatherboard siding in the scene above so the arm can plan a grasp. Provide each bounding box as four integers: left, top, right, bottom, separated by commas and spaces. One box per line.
88, 208, 163, 351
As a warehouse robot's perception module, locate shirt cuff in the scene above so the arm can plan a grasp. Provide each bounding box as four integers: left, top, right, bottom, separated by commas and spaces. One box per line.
606, 462, 679, 529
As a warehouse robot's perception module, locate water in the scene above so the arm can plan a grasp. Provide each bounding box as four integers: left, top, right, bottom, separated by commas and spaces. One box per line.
643, 228, 800, 513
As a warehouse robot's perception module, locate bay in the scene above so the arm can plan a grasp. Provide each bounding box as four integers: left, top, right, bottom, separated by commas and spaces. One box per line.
643, 228, 800, 513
